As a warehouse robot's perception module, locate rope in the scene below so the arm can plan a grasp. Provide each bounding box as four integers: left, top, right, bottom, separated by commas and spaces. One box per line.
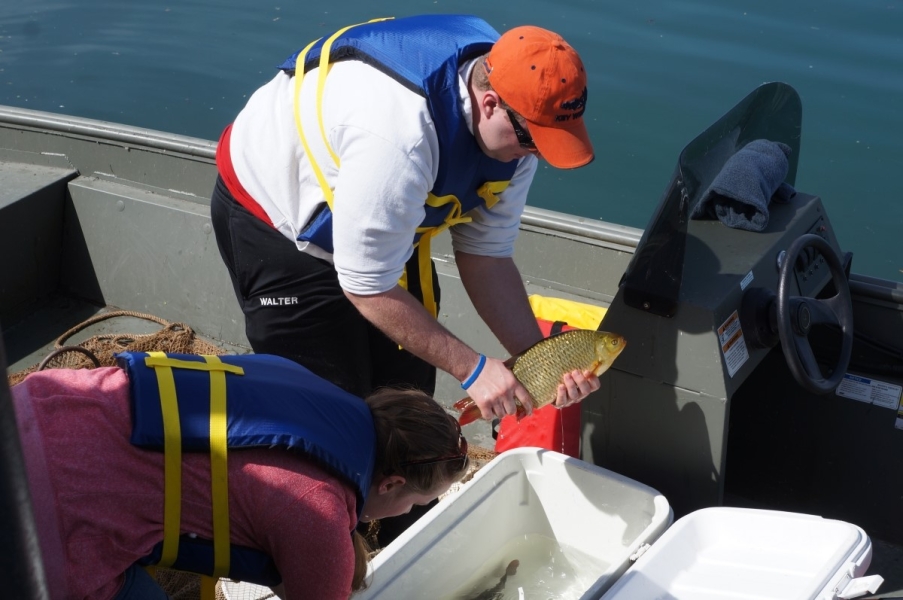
7, 309, 225, 386
53, 309, 171, 347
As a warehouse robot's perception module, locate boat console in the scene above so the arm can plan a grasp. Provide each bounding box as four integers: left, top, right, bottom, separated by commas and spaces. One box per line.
588, 83, 903, 544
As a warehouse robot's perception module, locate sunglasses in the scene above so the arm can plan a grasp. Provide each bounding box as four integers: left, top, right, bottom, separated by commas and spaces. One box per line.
399, 432, 469, 471
505, 108, 537, 151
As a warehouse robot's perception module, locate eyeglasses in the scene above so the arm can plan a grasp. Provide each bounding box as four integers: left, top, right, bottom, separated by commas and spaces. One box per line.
505, 108, 537, 151
399, 432, 469, 471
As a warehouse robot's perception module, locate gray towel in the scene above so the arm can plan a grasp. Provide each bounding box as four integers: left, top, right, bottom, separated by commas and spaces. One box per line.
691, 139, 796, 232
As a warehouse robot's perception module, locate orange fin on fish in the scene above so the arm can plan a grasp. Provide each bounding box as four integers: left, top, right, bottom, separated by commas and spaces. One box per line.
453, 396, 472, 411
455, 396, 531, 426
456, 401, 483, 426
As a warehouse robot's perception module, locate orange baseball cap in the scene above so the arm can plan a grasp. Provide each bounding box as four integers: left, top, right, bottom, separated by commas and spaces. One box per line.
486, 26, 594, 169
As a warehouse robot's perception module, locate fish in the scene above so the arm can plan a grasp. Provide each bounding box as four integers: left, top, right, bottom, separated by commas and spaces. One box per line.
466, 559, 520, 600
454, 329, 626, 426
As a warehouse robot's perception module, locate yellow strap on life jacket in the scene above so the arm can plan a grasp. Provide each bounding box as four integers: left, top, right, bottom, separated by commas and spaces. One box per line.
293, 38, 330, 208
204, 355, 231, 578
476, 180, 509, 210
413, 236, 438, 318
292, 18, 393, 211
405, 181, 511, 317
148, 352, 182, 569
144, 352, 244, 579
403, 192, 476, 318
424, 193, 472, 231
200, 575, 217, 600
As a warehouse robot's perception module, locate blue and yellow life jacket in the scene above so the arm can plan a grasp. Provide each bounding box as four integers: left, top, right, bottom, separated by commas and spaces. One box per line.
119, 351, 375, 586
279, 14, 519, 317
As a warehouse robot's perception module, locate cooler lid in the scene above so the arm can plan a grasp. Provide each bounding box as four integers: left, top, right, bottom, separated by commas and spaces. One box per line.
601, 507, 883, 600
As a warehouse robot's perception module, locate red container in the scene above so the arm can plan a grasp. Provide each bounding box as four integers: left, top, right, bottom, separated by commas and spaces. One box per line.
494, 318, 582, 458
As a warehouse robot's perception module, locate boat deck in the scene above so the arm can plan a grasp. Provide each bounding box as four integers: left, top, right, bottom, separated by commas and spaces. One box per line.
4, 300, 903, 597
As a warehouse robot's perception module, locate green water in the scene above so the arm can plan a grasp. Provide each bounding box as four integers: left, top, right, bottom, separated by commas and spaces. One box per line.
1, 0, 901, 281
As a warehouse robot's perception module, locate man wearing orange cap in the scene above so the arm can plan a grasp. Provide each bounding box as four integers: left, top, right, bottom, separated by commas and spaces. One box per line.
210, 15, 600, 452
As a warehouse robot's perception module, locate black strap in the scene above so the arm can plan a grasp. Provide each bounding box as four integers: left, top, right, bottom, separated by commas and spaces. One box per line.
550, 321, 568, 336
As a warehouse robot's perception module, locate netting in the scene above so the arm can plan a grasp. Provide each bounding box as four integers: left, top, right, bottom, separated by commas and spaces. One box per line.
6, 309, 225, 386
218, 579, 276, 600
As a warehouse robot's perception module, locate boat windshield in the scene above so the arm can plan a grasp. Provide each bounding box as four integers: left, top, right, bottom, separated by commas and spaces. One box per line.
618, 82, 802, 317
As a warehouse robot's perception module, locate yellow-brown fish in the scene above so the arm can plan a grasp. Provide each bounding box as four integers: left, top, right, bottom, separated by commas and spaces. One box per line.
454, 329, 626, 425
467, 559, 520, 600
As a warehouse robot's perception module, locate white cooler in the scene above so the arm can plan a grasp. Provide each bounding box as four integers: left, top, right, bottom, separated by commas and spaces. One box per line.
602, 506, 882, 600
358, 448, 883, 600
358, 447, 672, 599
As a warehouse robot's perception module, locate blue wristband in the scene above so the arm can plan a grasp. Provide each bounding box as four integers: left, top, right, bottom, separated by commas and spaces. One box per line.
461, 354, 486, 390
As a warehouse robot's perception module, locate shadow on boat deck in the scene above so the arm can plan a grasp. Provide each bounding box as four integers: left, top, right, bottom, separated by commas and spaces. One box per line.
866, 538, 903, 598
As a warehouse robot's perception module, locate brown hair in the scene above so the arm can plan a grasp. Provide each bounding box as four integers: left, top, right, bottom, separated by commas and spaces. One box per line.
471, 52, 526, 120
349, 387, 469, 591
472, 52, 493, 92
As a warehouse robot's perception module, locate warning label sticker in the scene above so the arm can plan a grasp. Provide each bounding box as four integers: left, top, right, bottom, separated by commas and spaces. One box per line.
740, 271, 755, 291
836, 373, 903, 413
718, 311, 749, 378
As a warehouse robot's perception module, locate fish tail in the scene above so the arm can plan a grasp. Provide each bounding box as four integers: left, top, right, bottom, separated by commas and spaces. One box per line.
453, 396, 472, 411
456, 400, 482, 426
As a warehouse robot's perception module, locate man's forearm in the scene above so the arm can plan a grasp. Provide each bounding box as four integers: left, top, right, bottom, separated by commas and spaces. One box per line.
344, 286, 481, 382
344, 274, 594, 422
455, 251, 543, 356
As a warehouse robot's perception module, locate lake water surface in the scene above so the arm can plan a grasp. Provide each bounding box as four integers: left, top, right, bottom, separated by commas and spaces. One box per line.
2, 0, 901, 281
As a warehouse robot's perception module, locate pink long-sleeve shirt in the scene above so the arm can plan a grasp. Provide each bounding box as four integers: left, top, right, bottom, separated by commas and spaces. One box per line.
12, 366, 358, 600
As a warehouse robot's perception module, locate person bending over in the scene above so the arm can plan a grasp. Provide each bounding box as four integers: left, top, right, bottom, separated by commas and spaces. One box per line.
210, 14, 601, 422
11, 352, 468, 599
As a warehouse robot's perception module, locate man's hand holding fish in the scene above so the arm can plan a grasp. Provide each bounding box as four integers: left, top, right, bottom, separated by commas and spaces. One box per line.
455, 330, 626, 425
458, 355, 536, 421
554, 368, 602, 409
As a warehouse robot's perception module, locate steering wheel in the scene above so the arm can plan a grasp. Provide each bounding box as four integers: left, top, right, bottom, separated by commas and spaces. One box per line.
776, 234, 853, 394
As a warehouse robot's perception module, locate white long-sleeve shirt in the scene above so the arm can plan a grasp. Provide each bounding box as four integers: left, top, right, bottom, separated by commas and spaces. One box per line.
228, 58, 538, 296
